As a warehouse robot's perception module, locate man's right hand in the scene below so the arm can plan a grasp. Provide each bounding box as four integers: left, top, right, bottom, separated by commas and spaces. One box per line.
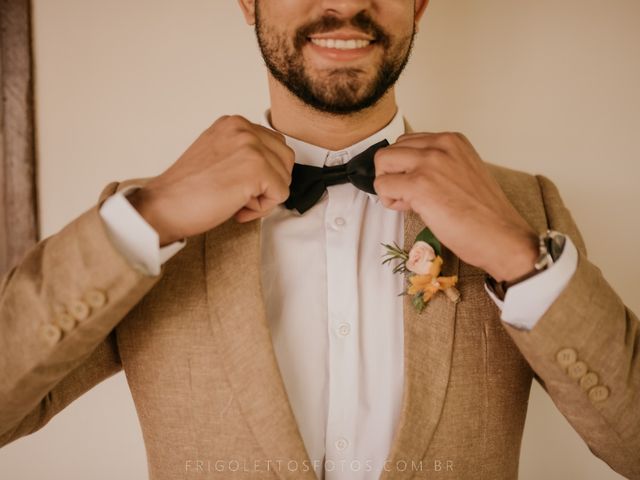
127, 115, 294, 246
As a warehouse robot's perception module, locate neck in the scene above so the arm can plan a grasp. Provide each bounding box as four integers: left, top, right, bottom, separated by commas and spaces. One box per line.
267, 74, 398, 151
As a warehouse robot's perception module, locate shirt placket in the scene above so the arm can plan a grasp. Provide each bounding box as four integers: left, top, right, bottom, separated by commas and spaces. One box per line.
323, 150, 361, 479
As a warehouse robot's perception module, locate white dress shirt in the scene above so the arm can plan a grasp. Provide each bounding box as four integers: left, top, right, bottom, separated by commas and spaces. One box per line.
99, 110, 578, 479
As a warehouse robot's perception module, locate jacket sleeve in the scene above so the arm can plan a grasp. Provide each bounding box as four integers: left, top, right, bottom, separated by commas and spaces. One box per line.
501, 174, 640, 479
0, 180, 163, 446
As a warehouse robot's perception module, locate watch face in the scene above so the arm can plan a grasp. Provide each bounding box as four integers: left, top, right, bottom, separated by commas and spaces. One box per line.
547, 231, 566, 261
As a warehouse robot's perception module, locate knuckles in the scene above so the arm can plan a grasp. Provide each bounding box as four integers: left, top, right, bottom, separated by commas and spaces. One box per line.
282, 145, 296, 168
417, 148, 447, 167
209, 114, 253, 138
237, 143, 263, 159
438, 131, 460, 146
233, 130, 261, 149
221, 114, 252, 130
412, 172, 432, 192
209, 115, 250, 129
373, 175, 383, 191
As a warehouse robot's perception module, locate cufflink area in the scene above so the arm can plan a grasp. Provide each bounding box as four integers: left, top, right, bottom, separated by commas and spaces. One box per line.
39, 288, 108, 347
555, 347, 610, 403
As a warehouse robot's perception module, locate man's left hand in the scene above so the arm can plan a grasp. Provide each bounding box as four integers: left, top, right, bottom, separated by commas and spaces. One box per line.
373, 132, 539, 282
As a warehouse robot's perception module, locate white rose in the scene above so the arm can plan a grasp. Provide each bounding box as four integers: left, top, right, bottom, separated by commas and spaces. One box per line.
406, 241, 436, 275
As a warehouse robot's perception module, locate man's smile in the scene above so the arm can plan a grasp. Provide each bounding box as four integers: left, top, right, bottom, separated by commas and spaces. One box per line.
306, 30, 378, 62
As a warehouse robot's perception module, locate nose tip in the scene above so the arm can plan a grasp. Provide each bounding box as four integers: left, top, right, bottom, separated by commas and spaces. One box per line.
321, 0, 372, 17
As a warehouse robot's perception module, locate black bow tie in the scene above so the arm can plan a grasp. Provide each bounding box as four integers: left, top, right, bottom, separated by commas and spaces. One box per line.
283, 139, 389, 214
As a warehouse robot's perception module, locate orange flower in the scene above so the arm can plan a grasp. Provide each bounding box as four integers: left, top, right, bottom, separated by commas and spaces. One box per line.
408, 274, 433, 295
436, 275, 458, 290
428, 256, 443, 277
407, 255, 458, 303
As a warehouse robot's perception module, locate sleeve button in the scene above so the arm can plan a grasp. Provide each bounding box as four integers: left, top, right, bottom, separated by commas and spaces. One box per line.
39, 323, 62, 346
588, 385, 610, 402
55, 312, 76, 332
567, 360, 588, 380
84, 289, 107, 309
580, 371, 599, 391
556, 347, 577, 368
69, 300, 91, 321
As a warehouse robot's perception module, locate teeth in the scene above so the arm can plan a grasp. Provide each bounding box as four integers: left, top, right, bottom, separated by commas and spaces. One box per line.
310, 38, 371, 50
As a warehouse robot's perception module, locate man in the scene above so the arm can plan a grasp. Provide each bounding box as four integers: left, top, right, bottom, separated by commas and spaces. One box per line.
1, 0, 638, 479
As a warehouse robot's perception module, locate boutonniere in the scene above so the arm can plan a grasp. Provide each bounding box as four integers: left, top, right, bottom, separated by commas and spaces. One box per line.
381, 227, 461, 313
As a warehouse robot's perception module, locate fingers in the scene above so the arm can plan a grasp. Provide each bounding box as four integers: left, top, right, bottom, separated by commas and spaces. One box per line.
236, 158, 290, 222
384, 199, 412, 211
376, 131, 475, 178
240, 126, 295, 194
257, 146, 292, 187
225, 122, 293, 222
234, 206, 266, 223
374, 172, 425, 209
234, 204, 275, 223
234, 191, 281, 223
243, 188, 281, 213
375, 146, 423, 175
218, 115, 295, 180
254, 126, 296, 173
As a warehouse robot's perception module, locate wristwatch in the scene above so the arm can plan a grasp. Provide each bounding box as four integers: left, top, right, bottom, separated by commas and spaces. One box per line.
485, 229, 566, 301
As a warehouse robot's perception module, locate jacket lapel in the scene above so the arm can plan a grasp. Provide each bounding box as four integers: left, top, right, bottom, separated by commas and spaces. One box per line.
380, 210, 459, 479
204, 219, 316, 480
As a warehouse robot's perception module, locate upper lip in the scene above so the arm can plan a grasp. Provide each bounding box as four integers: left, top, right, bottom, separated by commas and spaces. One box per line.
307, 30, 375, 41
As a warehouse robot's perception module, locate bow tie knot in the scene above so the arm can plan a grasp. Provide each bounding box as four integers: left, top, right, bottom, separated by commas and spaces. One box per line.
284, 139, 389, 214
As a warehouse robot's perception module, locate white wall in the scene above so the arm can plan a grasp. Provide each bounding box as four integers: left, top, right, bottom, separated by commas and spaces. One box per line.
0, 0, 637, 478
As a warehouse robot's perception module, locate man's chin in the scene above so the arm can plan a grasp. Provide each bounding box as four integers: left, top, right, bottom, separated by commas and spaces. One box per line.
305, 71, 377, 98
302, 85, 372, 109
298, 90, 384, 115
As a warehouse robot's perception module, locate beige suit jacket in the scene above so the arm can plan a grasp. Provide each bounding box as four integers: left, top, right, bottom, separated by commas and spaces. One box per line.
1, 137, 639, 479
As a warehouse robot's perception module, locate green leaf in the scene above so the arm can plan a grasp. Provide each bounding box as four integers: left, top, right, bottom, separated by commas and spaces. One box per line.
380, 242, 407, 258
412, 293, 426, 313
380, 241, 409, 272
392, 264, 407, 274
414, 226, 442, 256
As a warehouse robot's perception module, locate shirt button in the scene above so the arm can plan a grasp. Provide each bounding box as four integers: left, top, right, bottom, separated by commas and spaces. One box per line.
334, 217, 346, 227
326, 152, 349, 166
337, 323, 351, 337
335, 437, 349, 451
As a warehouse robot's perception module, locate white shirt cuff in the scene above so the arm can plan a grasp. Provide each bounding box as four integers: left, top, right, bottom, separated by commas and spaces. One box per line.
99, 185, 186, 276
484, 235, 579, 330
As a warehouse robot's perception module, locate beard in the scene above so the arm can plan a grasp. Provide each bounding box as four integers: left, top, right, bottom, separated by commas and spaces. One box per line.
254, 5, 416, 115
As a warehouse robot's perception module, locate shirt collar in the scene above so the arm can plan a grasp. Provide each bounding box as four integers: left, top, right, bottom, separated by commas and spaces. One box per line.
260, 109, 406, 203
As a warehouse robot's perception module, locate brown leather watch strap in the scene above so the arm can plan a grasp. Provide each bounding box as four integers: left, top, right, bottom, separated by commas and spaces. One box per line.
485, 230, 565, 301
485, 266, 546, 301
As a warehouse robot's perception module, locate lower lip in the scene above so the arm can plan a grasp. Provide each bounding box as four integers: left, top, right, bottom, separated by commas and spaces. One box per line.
306, 40, 376, 61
